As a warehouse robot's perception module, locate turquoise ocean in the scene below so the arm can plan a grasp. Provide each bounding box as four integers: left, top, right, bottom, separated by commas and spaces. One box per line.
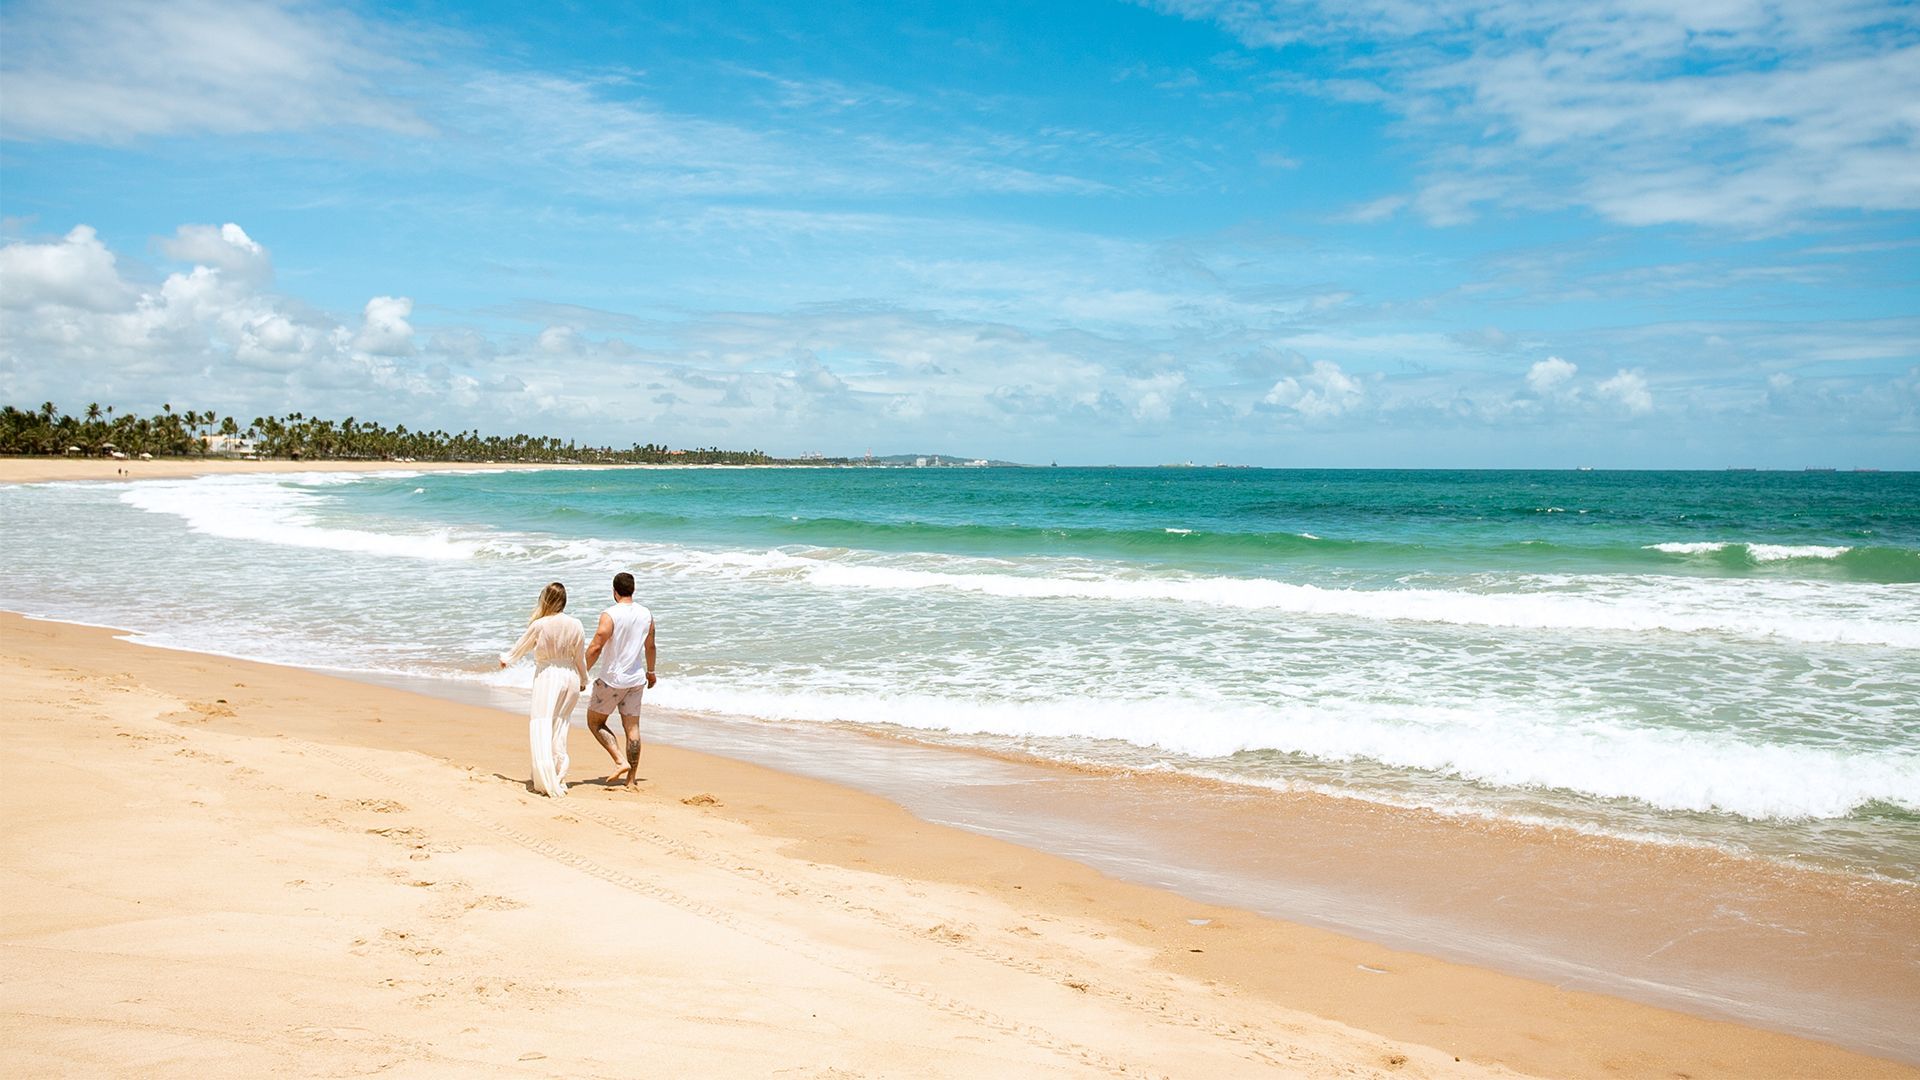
4, 466, 1917, 882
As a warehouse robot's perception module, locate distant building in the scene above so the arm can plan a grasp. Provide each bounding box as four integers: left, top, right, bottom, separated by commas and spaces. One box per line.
201, 434, 257, 456
914, 457, 928, 467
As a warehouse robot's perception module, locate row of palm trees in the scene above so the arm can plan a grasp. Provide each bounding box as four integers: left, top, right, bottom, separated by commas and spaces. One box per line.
0, 402, 773, 465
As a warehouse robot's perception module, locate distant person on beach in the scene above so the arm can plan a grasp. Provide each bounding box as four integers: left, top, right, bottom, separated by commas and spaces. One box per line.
584, 571, 656, 791
498, 581, 589, 798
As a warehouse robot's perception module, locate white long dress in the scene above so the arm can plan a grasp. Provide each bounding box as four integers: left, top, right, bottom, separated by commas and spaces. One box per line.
499, 614, 589, 797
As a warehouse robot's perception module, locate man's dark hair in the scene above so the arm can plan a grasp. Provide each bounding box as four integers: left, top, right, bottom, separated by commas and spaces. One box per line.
613, 572, 635, 598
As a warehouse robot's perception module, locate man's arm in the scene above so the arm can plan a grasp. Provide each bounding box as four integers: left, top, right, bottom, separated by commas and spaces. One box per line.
643, 621, 657, 688
584, 611, 614, 670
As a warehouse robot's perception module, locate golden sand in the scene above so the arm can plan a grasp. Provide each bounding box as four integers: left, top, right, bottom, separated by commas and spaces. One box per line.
3, 613, 1911, 1077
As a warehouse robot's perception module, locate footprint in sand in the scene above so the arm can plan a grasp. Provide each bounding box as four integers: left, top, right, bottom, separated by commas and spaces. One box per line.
379, 928, 444, 962
368, 825, 462, 858
367, 826, 427, 842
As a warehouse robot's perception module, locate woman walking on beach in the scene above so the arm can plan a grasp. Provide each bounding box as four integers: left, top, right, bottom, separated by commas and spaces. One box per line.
499, 582, 589, 797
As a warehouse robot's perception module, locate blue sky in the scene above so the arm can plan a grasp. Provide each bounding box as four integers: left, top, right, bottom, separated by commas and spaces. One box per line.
2, 0, 1916, 466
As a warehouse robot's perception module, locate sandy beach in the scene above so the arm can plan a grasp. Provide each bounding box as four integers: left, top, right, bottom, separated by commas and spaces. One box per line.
0, 457, 628, 484
2, 611, 1911, 1078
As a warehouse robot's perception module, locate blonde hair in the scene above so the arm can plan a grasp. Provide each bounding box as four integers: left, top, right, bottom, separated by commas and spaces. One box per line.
529, 581, 568, 623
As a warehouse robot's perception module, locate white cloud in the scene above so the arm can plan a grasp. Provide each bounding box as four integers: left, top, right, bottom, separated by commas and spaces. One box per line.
1526, 355, 1578, 395
535, 326, 584, 356
788, 351, 849, 396
353, 296, 416, 356
0, 223, 450, 413
459, 73, 1106, 200
159, 223, 271, 283
1264, 359, 1364, 417
0, 0, 426, 142
1595, 368, 1654, 414
1339, 194, 1407, 223
0, 225, 133, 311
1156, 0, 1920, 227
5, 222, 1910, 463
1129, 371, 1189, 422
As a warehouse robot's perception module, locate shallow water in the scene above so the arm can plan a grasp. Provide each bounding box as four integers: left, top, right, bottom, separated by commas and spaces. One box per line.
3, 466, 1916, 882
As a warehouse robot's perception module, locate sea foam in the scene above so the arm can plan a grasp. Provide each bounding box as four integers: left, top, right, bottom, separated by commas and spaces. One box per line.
797, 561, 1920, 648
112, 475, 1918, 649
121, 476, 493, 561
652, 679, 1920, 821
1644, 540, 1854, 560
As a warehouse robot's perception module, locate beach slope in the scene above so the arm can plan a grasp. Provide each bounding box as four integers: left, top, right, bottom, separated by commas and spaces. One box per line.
1, 614, 1908, 1077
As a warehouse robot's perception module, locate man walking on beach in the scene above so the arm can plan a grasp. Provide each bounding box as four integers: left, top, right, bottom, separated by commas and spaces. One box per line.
584, 571, 656, 791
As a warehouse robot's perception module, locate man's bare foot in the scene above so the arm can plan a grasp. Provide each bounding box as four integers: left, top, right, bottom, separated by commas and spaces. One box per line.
624, 777, 641, 791
605, 767, 630, 786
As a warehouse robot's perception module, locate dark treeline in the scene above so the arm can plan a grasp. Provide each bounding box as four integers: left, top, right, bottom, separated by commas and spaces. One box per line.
0, 402, 773, 465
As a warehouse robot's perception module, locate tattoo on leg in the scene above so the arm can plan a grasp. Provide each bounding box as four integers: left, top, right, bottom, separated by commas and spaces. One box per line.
626, 738, 640, 767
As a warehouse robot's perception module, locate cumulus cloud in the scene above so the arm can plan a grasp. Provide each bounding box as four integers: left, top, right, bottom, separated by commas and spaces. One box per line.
788, 351, 849, 395
1264, 359, 1363, 417
159, 223, 271, 283
1129, 371, 1189, 422
1595, 369, 1653, 414
4, 221, 1909, 463
352, 296, 415, 356
536, 325, 580, 355
0, 222, 441, 413
1525, 355, 1577, 395
0, 225, 134, 311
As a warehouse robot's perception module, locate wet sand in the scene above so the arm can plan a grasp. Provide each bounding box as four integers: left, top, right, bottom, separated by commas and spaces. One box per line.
637, 711, 1920, 1060
401, 676, 1920, 1063
4, 612, 1913, 1077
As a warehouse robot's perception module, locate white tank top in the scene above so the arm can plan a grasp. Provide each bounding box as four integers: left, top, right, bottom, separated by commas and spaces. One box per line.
598, 602, 653, 688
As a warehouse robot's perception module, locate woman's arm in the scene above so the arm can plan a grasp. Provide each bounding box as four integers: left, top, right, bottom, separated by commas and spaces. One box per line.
499, 621, 539, 668
572, 620, 591, 689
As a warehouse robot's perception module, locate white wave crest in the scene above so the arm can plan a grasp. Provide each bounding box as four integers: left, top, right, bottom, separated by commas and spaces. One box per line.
106, 475, 1915, 647
1644, 541, 1852, 561
797, 562, 1920, 648
654, 680, 1920, 821
121, 476, 489, 560
1749, 544, 1851, 561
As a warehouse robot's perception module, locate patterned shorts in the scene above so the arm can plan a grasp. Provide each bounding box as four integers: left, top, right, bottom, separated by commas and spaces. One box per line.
587, 678, 644, 717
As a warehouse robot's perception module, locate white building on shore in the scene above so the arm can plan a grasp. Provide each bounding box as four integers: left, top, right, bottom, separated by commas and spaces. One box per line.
200, 434, 258, 456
